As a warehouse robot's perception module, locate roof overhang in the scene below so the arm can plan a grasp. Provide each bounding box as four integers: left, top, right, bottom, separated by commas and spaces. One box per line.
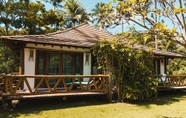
0, 23, 115, 53
133, 44, 183, 58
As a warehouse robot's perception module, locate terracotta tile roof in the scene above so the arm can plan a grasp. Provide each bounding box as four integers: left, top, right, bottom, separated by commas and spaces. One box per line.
0, 23, 115, 48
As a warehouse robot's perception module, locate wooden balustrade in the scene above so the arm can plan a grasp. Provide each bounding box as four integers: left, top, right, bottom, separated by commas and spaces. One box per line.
1, 75, 109, 97
154, 75, 186, 89
2, 74, 186, 99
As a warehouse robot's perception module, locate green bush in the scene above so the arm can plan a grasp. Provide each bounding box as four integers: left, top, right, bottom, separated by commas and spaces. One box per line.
121, 50, 157, 100
0, 42, 19, 74
92, 38, 157, 101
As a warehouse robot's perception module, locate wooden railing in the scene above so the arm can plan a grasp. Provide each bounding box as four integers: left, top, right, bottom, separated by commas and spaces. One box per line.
0, 75, 109, 96
154, 75, 186, 88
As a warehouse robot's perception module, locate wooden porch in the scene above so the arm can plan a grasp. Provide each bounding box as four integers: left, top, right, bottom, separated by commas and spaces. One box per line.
155, 75, 186, 90
1, 74, 186, 101
0, 75, 109, 101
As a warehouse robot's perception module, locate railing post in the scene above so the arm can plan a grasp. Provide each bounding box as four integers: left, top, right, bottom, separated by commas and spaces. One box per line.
4, 77, 9, 93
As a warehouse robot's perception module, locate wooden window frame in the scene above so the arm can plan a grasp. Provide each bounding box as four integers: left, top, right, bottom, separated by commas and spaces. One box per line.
35, 50, 83, 75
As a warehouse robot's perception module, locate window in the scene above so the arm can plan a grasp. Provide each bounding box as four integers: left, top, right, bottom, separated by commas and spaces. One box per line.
35, 51, 83, 87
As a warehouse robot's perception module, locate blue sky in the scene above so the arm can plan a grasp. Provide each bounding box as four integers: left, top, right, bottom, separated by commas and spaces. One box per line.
81, 0, 114, 12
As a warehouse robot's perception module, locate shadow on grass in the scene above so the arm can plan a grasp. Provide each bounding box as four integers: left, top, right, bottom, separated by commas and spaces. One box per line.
0, 95, 108, 118
1, 90, 186, 118
128, 90, 186, 107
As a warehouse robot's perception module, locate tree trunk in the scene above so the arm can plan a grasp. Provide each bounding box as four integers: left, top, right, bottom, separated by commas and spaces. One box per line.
106, 54, 113, 102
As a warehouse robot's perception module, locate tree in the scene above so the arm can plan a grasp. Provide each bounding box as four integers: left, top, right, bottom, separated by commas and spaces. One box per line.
113, 0, 186, 49
167, 44, 186, 75
42, 0, 63, 9
49, 0, 63, 9
122, 26, 179, 52
0, 0, 20, 35
11, 1, 48, 35
62, 0, 91, 27
11, 1, 64, 34
41, 9, 64, 32
91, 2, 114, 30
0, 43, 19, 74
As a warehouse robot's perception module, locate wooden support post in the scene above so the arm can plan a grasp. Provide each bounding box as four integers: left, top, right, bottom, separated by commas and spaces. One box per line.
53, 78, 61, 91
69, 78, 76, 91
78, 77, 84, 90
24, 78, 33, 93
13, 78, 23, 94
62, 78, 68, 91
34, 78, 44, 92
45, 78, 51, 92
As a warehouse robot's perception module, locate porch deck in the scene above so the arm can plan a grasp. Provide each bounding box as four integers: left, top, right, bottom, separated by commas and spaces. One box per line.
0, 75, 109, 101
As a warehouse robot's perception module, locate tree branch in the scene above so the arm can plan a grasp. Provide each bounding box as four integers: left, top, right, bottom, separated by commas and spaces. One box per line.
160, 1, 184, 29
179, 0, 186, 42
162, 13, 183, 27
129, 18, 150, 30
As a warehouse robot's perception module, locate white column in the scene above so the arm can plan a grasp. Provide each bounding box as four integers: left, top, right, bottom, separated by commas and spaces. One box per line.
83, 53, 91, 82
160, 59, 165, 74
24, 48, 36, 90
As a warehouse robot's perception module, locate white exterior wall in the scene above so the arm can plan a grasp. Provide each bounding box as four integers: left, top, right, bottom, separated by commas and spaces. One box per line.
24, 48, 36, 90
160, 59, 165, 74
24, 44, 92, 85
83, 53, 91, 81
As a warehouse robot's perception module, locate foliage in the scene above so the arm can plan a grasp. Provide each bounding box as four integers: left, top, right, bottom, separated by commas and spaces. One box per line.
11, 1, 47, 35
0, 0, 19, 35
123, 49, 157, 100
112, 0, 186, 49
0, 43, 19, 74
167, 46, 186, 75
91, 2, 114, 30
44, 0, 63, 9
0, 0, 64, 35
92, 34, 157, 101
62, 0, 91, 27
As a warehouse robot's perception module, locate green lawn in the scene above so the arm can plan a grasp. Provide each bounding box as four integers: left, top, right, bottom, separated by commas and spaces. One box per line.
1, 90, 186, 118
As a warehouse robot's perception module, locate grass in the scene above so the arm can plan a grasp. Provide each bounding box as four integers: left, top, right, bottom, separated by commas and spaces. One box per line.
1, 90, 186, 118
